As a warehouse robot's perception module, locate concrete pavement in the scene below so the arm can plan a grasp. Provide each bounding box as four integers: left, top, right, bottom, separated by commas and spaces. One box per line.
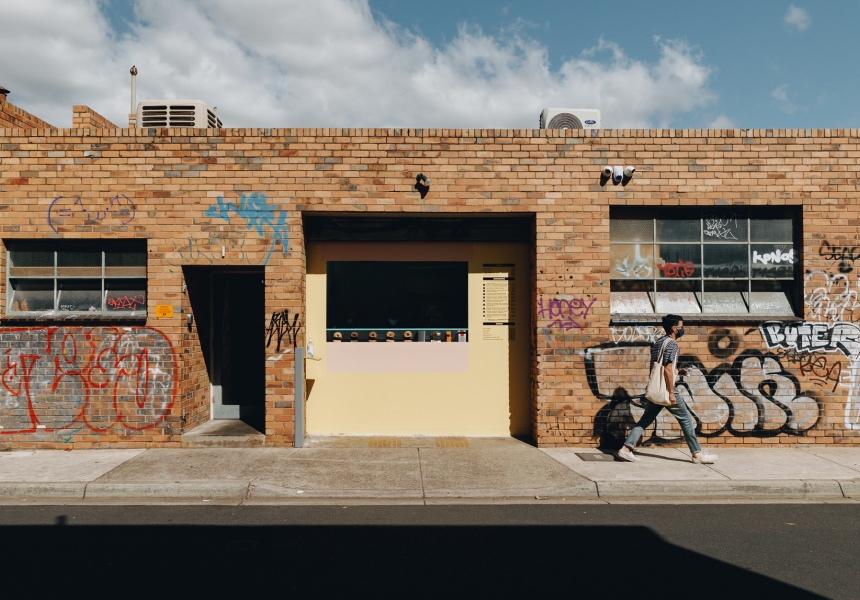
1, 436, 859, 504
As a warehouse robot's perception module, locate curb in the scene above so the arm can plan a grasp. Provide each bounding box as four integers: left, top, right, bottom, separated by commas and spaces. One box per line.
0, 483, 87, 499
423, 484, 599, 499
84, 482, 250, 499
596, 479, 847, 499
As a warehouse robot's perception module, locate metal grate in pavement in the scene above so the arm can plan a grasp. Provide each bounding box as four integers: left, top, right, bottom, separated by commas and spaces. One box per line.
576, 452, 616, 462
368, 437, 402, 448
435, 437, 469, 448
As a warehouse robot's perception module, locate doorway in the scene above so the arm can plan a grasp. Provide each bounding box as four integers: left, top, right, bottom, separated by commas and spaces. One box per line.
185, 267, 266, 432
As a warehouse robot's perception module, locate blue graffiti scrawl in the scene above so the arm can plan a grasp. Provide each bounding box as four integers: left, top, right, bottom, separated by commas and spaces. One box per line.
205, 193, 288, 264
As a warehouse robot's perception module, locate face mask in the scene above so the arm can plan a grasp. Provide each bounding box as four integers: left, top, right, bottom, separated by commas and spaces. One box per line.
676, 327, 685, 338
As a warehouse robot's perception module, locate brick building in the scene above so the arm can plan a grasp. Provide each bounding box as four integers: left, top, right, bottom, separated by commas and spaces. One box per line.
1, 91, 859, 449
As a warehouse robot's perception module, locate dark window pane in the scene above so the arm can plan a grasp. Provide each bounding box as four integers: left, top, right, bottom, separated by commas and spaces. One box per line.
105, 245, 147, 277
751, 218, 792, 242
655, 280, 700, 313
105, 245, 146, 267
106, 280, 147, 311
656, 219, 700, 242
10, 246, 53, 267
656, 244, 700, 279
57, 246, 101, 267
58, 280, 101, 312
57, 244, 101, 277
751, 244, 796, 278
326, 261, 467, 330
703, 244, 749, 278
610, 219, 653, 243
703, 280, 748, 314
610, 244, 654, 279
703, 214, 747, 242
10, 280, 54, 312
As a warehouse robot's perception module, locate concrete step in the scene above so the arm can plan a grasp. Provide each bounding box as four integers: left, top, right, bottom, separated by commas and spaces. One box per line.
181, 420, 266, 448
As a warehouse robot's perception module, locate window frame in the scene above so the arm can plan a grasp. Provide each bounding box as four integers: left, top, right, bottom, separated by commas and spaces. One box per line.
609, 207, 801, 317
5, 239, 147, 317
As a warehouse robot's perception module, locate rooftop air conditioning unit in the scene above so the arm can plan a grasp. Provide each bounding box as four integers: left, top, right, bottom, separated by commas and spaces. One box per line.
136, 100, 223, 128
539, 108, 600, 130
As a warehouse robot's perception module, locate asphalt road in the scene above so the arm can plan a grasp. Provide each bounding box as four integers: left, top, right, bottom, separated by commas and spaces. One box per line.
2, 503, 857, 599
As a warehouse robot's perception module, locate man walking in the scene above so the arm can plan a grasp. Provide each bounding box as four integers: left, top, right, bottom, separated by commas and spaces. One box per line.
617, 314, 718, 464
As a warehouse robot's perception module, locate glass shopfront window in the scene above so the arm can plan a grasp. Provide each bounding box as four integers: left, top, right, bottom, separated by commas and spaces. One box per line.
610, 207, 800, 316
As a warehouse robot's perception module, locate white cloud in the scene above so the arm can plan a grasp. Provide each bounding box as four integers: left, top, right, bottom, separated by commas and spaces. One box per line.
708, 115, 736, 128
771, 84, 797, 114
784, 4, 810, 31
0, 0, 716, 129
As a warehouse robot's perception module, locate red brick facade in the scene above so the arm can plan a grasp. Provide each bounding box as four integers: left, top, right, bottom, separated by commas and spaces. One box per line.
1, 100, 859, 448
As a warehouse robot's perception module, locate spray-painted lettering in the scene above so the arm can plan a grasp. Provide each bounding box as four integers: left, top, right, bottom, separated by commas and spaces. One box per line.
48, 194, 136, 233
265, 310, 301, 353
657, 259, 695, 278
760, 320, 860, 430
537, 296, 596, 331
753, 248, 794, 265
819, 240, 860, 274
804, 271, 860, 323
204, 193, 288, 265
107, 295, 146, 311
0, 327, 176, 441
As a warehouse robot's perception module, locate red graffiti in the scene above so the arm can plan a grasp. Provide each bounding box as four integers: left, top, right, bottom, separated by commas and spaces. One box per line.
657, 259, 695, 278
0, 327, 176, 438
774, 347, 842, 393
107, 295, 146, 310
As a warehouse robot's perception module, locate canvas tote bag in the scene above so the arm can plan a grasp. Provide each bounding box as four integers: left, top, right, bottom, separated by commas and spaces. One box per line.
644, 338, 674, 406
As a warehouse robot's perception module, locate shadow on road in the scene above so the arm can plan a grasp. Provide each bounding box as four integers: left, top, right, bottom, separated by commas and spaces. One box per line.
5, 521, 821, 598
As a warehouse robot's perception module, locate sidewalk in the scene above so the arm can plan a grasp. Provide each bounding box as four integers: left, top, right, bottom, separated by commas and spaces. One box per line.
1, 436, 859, 504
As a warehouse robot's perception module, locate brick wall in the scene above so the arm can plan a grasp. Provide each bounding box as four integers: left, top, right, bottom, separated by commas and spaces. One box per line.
1, 124, 859, 448
72, 105, 119, 129
0, 97, 55, 129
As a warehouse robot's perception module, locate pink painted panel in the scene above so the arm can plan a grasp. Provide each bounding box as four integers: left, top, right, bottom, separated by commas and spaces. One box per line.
326, 342, 469, 373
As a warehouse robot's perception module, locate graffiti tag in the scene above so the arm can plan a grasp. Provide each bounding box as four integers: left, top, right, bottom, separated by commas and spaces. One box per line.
0, 327, 176, 439
537, 296, 596, 331
48, 194, 136, 233
819, 240, 860, 274
205, 193, 288, 265
657, 259, 695, 278
265, 310, 301, 353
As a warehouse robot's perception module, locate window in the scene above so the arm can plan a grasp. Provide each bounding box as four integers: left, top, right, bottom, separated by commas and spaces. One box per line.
6, 240, 147, 315
610, 207, 799, 316
326, 261, 468, 341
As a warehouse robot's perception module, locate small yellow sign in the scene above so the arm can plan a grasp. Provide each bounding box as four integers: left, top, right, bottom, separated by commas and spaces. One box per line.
155, 305, 174, 319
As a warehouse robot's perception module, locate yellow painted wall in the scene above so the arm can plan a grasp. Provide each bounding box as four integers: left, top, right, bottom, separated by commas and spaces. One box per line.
305, 242, 530, 436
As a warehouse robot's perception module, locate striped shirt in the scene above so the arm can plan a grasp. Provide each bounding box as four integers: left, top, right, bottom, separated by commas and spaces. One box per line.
651, 335, 679, 366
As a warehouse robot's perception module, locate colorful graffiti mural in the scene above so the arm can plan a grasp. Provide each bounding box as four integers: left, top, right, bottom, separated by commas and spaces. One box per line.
0, 327, 176, 441
587, 338, 822, 444
204, 192, 288, 265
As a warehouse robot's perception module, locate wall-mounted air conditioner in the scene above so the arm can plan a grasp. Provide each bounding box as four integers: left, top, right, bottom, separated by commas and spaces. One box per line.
136, 100, 223, 128
539, 108, 601, 130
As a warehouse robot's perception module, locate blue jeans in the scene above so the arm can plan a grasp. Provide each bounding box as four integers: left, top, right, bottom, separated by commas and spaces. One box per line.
623, 386, 702, 454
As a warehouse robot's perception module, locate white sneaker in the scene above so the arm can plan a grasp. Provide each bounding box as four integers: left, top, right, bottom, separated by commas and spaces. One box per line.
692, 452, 718, 464
617, 446, 639, 462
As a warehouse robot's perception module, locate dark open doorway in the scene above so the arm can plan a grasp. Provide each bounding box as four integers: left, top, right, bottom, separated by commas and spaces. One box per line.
185, 267, 266, 433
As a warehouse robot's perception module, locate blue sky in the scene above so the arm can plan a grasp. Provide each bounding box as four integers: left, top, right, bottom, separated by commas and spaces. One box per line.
1, 1, 856, 129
